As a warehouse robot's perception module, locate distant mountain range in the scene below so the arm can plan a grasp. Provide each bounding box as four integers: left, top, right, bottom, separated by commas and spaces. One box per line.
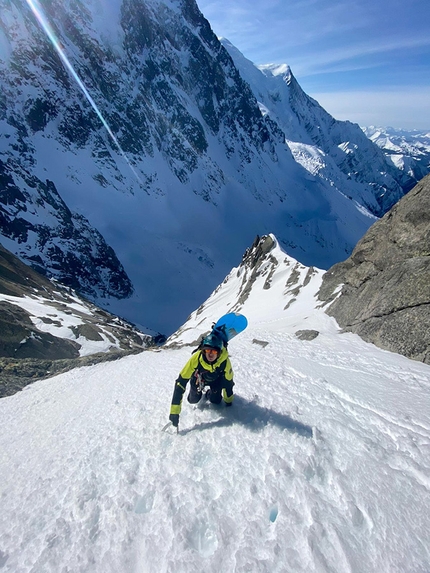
362, 126, 430, 184
0, 0, 418, 334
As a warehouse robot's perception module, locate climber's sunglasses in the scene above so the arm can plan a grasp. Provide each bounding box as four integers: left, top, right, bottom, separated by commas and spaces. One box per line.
203, 348, 219, 355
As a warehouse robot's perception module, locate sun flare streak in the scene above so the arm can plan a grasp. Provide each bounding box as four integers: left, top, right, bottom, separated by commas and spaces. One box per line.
24, 0, 143, 184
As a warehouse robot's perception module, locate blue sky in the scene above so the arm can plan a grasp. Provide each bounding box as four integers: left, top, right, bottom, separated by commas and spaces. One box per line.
196, 0, 430, 130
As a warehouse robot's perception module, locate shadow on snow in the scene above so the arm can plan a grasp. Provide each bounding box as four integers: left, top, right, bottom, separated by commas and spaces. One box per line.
180, 395, 313, 438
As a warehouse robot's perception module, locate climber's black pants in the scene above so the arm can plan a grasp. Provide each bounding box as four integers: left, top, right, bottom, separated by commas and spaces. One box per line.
187, 378, 223, 404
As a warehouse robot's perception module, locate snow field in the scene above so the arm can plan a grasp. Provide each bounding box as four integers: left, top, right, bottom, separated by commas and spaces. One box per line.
1, 324, 429, 573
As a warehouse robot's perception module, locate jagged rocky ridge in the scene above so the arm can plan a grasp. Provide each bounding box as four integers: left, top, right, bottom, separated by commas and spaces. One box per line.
318, 174, 430, 364
0, 243, 157, 396
166, 233, 325, 348
221, 39, 411, 216
0, 0, 413, 333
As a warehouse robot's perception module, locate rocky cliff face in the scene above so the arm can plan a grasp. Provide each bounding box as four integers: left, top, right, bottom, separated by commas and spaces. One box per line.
1, 0, 281, 198
0, 159, 133, 299
318, 174, 430, 364
283, 72, 409, 215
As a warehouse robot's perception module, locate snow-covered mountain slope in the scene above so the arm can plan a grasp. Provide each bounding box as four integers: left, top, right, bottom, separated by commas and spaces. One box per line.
0, 0, 409, 334
167, 233, 328, 348
362, 126, 430, 184
0, 243, 155, 395
1, 237, 429, 573
221, 39, 410, 215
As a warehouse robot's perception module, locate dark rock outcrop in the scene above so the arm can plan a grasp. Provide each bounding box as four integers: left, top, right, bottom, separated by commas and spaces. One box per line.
318, 174, 430, 364
295, 330, 319, 341
0, 300, 81, 359
0, 243, 156, 395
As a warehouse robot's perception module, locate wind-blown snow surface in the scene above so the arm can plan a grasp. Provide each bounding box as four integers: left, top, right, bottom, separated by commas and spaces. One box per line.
1, 246, 430, 572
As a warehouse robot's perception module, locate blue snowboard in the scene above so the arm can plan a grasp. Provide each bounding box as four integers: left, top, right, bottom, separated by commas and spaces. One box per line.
212, 312, 248, 344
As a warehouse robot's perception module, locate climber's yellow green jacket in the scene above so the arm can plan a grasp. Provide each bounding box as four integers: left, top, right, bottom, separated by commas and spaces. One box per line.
170, 347, 234, 416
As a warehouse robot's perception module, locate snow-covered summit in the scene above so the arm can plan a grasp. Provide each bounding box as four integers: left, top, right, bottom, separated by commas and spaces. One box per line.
221, 38, 408, 216
259, 63, 292, 80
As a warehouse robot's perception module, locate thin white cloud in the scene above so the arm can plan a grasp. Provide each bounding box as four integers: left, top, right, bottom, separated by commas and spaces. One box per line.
198, 0, 430, 71
291, 35, 430, 76
311, 88, 430, 129
198, 0, 388, 55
